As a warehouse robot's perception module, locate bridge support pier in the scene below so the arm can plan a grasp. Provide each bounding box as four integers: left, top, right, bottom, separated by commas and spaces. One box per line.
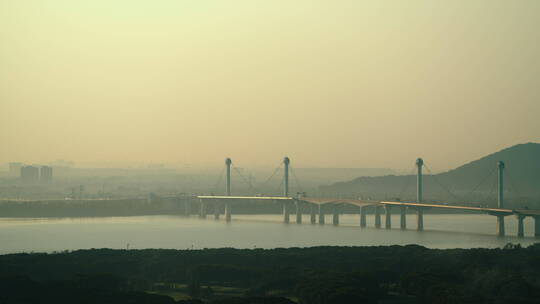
535, 216, 540, 238
416, 208, 424, 231
310, 204, 317, 224
332, 205, 339, 226
374, 206, 382, 228
318, 205, 325, 225
400, 206, 407, 230
214, 201, 220, 220
496, 215, 505, 237
199, 200, 207, 219
283, 202, 290, 224
184, 200, 191, 217
385, 206, 392, 229
517, 215, 525, 238
360, 206, 366, 228
295, 201, 302, 224
225, 203, 232, 222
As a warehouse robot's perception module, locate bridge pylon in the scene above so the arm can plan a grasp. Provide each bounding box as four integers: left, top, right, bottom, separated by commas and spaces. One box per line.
282, 157, 290, 223
416, 158, 424, 231
225, 158, 232, 222
496, 161, 507, 237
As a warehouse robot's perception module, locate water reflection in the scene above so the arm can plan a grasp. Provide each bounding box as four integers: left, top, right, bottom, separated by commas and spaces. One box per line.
0, 214, 537, 254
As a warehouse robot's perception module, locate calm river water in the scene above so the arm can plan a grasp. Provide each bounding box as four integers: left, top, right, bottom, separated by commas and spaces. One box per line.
0, 214, 538, 254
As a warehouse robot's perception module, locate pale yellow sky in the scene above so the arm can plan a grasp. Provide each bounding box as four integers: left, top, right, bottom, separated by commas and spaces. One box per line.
1, 0, 539, 170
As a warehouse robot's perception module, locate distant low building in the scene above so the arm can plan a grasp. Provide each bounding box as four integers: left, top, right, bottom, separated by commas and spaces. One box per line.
21, 166, 39, 182
40, 166, 53, 182
9, 162, 23, 176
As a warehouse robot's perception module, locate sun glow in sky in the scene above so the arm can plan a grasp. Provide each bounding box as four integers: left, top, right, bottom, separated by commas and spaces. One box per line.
1, 0, 539, 170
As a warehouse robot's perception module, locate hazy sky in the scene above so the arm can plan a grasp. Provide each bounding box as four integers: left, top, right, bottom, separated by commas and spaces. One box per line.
1, 0, 539, 171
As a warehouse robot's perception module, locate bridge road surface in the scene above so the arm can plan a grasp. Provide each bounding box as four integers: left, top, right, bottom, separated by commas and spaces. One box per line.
196, 195, 516, 214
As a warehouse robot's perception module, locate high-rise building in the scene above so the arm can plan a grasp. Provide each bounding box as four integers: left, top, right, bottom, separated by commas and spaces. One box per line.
9, 162, 23, 176
40, 166, 53, 182
21, 166, 39, 182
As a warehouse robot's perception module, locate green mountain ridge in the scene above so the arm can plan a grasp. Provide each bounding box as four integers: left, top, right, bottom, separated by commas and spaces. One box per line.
320, 143, 540, 207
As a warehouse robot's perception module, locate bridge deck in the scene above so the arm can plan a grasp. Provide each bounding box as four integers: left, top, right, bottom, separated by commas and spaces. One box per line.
197, 195, 293, 200
299, 197, 380, 206
514, 209, 540, 216
380, 201, 514, 214
197, 195, 526, 215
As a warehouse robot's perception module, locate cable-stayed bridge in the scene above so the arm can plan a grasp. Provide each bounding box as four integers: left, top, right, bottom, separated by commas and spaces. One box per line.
196, 157, 540, 238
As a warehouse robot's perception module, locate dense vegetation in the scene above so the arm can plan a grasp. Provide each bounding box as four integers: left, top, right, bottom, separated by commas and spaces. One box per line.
1, 244, 540, 303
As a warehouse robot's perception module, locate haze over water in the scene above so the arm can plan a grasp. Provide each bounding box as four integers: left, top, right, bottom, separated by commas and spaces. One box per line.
0, 214, 536, 254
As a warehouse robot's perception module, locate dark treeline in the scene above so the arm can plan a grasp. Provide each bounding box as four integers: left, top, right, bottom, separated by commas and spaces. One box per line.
1, 244, 540, 303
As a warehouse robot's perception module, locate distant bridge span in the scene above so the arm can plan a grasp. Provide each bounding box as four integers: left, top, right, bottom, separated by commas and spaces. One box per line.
195, 157, 540, 238
197, 195, 514, 213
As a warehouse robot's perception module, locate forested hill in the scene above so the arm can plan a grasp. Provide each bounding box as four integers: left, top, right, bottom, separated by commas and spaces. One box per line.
320, 143, 540, 207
